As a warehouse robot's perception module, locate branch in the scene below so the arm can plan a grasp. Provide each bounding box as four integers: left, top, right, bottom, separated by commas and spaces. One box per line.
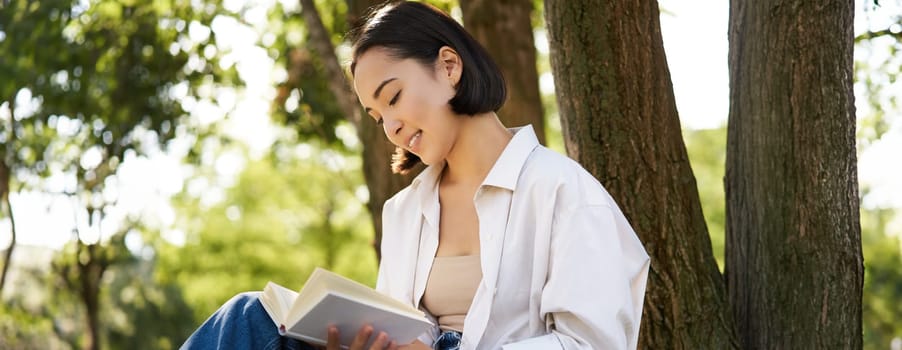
0, 195, 17, 293
298, 0, 364, 128
855, 28, 902, 43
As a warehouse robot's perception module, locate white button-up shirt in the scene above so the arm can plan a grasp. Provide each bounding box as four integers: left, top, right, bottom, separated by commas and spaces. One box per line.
376, 126, 650, 349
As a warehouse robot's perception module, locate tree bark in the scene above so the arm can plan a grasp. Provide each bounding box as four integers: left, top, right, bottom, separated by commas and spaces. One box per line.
726, 1, 862, 348
544, 0, 739, 348
459, 0, 546, 144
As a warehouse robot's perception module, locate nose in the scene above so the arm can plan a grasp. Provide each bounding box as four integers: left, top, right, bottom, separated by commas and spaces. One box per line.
383, 116, 403, 141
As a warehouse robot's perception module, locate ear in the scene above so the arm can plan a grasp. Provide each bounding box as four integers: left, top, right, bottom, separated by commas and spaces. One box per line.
437, 46, 463, 88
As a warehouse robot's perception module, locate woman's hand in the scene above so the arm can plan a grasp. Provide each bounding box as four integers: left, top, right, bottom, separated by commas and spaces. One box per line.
324, 325, 396, 350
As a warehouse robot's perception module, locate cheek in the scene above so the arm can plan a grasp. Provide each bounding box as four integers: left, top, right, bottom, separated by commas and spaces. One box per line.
416, 85, 448, 108
400, 89, 444, 122
413, 78, 454, 107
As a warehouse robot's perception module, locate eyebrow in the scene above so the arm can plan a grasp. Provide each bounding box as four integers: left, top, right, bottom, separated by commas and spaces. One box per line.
373, 78, 397, 100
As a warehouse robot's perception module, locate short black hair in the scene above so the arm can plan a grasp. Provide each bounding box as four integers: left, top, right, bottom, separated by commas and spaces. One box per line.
349, 1, 506, 174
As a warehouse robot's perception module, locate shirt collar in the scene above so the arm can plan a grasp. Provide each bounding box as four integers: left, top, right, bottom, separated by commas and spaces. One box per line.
481, 125, 539, 191
411, 160, 443, 228
410, 124, 540, 193
408, 125, 539, 227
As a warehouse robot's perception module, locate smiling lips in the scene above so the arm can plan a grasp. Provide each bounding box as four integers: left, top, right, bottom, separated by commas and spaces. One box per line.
407, 130, 422, 151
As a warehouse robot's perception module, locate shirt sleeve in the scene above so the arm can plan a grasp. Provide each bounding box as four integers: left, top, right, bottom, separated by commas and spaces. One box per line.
503, 204, 650, 350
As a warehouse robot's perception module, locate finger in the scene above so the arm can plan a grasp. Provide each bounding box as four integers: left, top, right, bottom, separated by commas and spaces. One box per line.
368, 331, 389, 350
326, 326, 340, 350
350, 325, 374, 350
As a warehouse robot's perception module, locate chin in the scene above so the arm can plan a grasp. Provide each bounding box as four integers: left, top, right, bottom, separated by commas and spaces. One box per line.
415, 152, 438, 166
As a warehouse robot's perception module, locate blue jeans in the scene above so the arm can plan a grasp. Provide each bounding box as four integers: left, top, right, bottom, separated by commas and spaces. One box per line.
433, 330, 462, 350
181, 292, 316, 350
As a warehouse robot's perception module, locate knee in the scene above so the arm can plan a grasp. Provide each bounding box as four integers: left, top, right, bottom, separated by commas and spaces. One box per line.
221, 291, 263, 316
228, 291, 262, 305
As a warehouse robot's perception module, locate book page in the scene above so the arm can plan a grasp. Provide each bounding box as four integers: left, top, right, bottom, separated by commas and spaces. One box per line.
284, 292, 433, 348
261, 281, 300, 326
286, 268, 424, 321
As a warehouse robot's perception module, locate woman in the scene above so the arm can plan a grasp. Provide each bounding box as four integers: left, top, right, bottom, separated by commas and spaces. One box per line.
182, 2, 649, 349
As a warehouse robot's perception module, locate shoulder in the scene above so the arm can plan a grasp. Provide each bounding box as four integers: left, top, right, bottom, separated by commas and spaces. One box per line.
517, 146, 616, 211
383, 184, 415, 213
383, 163, 441, 215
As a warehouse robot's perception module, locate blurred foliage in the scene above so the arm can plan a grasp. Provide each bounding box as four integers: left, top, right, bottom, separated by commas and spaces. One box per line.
155, 139, 377, 323
855, 2, 902, 148
684, 127, 727, 270
48, 229, 193, 349
861, 206, 902, 349
0, 303, 70, 349
0, 0, 237, 187
267, 0, 348, 147
265, 0, 464, 147
0, 268, 71, 349
49, 233, 134, 347
102, 243, 196, 350
854, 3, 902, 346
1, 0, 240, 348
0, 231, 197, 349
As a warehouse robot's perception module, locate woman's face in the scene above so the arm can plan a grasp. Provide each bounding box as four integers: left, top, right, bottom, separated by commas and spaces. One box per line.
353, 47, 462, 166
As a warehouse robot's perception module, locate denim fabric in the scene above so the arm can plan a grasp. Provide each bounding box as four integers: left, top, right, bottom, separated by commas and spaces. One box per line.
180, 292, 317, 350
433, 330, 462, 350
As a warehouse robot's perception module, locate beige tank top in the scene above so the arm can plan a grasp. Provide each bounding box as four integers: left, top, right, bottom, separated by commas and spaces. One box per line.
421, 255, 482, 332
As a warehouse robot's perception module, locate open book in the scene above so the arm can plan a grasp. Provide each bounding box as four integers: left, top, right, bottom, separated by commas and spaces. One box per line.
260, 268, 433, 348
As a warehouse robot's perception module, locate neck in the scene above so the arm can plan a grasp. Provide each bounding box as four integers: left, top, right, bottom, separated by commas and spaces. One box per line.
441, 112, 513, 186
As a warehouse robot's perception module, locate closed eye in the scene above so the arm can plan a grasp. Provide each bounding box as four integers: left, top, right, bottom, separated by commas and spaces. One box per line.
389, 90, 402, 106
365, 108, 383, 125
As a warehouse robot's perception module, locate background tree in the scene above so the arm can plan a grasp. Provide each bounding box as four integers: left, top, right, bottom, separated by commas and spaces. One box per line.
101, 244, 197, 350
0, 0, 74, 294
459, 0, 546, 144
544, 0, 739, 348
0, 0, 235, 348
291, 0, 419, 260
726, 1, 863, 348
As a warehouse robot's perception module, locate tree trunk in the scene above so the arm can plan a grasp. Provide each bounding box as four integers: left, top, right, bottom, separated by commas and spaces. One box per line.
0, 98, 15, 295
726, 1, 862, 348
544, 0, 739, 348
0, 195, 15, 294
77, 241, 106, 350
345, 0, 422, 262
356, 121, 421, 262
300, 0, 418, 261
459, 0, 546, 144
